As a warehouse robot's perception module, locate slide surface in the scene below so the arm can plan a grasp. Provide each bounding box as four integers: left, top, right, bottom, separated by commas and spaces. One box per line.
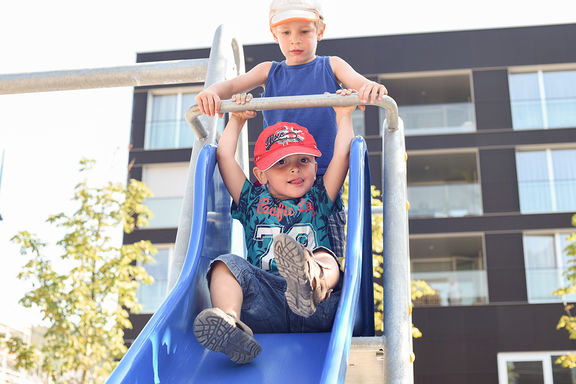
106, 137, 373, 384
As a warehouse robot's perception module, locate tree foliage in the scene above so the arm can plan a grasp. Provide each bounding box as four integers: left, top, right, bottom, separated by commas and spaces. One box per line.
6, 159, 156, 383
553, 214, 576, 368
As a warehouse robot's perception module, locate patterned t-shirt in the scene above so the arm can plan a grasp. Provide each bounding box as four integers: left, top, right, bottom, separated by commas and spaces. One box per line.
231, 178, 343, 274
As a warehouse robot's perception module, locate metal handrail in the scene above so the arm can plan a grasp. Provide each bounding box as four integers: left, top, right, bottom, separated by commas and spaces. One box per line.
0, 59, 209, 94
186, 93, 399, 135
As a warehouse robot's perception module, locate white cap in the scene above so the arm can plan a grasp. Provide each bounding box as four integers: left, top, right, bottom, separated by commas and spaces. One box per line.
269, 0, 323, 27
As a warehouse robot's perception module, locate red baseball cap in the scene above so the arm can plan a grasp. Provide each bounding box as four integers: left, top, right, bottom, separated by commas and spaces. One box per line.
254, 122, 322, 171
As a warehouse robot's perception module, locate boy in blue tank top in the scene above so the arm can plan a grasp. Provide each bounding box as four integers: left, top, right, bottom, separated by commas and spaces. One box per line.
195, 0, 387, 262
193, 92, 357, 364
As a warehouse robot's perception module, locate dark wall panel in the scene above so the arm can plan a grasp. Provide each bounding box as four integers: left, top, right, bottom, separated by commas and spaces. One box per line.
131, 92, 148, 149
413, 304, 573, 383
479, 148, 520, 214
485, 233, 528, 302
473, 69, 513, 131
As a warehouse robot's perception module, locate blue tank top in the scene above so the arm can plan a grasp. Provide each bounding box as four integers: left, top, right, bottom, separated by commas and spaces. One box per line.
263, 56, 341, 174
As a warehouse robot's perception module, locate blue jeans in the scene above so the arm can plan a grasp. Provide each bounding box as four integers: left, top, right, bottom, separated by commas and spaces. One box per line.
209, 254, 341, 333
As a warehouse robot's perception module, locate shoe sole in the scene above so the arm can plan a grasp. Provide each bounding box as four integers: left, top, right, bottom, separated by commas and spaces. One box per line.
193, 309, 261, 364
274, 234, 316, 317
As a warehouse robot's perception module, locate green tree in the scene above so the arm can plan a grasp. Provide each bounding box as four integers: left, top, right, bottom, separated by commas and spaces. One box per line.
553, 214, 576, 368
5, 159, 156, 383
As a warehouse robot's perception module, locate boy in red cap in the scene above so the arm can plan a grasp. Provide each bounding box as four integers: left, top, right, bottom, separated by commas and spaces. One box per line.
193, 92, 356, 364
195, 0, 387, 265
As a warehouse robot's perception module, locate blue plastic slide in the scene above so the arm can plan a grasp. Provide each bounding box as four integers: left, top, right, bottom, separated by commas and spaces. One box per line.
106, 137, 374, 384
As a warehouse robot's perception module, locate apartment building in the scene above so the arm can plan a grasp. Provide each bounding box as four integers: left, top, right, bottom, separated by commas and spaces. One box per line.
125, 23, 576, 383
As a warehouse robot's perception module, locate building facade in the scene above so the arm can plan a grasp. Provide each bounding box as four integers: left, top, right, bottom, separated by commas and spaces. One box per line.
125, 23, 576, 383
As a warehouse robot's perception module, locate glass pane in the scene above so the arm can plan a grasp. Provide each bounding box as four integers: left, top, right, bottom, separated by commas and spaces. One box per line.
516, 151, 553, 213
506, 361, 544, 384
137, 248, 170, 313
551, 355, 576, 384
544, 71, 576, 129
145, 197, 183, 228
408, 184, 483, 218
398, 102, 476, 135
546, 98, 576, 129
552, 149, 576, 212
524, 235, 562, 302
509, 73, 544, 130
147, 94, 178, 149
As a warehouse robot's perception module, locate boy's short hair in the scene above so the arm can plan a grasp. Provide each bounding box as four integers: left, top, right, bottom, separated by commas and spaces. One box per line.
269, 0, 324, 28
254, 122, 322, 171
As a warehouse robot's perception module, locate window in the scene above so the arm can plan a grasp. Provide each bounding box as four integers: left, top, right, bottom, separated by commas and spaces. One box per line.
407, 151, 482, 218
145, 90, 199, 149
523, 233, 576, 303
498, 352, 576, 383
516, 148, 576, 213
142, 163, 188, 228
410, 235, 488, 306
379, 73, 475, 135
137, 245, 173, 313
509, 69, 576, 130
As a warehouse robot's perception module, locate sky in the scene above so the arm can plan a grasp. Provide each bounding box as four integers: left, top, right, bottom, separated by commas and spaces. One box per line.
0, 0, 574, 329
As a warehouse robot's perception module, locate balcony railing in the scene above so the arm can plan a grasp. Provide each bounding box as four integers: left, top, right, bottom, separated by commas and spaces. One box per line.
411, 270, 488, 306
145, 119, 195, 150
408, 183, 483, 218
511, 96, 576, 130
390, 102, 476, 135
525, 267, 576, 303
518, 179, 576, 213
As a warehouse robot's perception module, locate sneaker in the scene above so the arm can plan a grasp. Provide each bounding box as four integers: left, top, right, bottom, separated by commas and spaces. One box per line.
273, 234, 331, 318
193, 307, 261, 364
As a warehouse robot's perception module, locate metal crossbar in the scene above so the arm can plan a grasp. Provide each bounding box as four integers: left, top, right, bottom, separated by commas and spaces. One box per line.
0, 59, 209, 94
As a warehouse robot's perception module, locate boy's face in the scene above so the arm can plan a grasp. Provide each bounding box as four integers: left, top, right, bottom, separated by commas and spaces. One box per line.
271, 20, 325, 66
253, 154, 318, 200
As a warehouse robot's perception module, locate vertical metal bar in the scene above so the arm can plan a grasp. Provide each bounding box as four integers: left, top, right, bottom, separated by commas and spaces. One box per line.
382, 116, 414, 383
168, 25, 245, 289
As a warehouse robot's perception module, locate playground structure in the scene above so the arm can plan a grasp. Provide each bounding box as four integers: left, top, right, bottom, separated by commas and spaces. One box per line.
0, 26, 412, 383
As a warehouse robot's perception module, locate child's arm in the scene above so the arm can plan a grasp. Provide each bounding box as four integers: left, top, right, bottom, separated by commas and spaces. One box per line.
195, 62, 272, 117
322, 92, 357, 202
330, 56, 388, 105
217, 110, 257, 205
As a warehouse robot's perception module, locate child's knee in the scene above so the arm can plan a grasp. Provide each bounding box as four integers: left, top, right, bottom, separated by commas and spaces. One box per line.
208, 260, 233, 284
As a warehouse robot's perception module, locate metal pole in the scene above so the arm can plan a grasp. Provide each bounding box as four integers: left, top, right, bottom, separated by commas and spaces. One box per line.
0, 59, 209, 94
168, 25, 245, 289
186, 93, 399, 131
382, 116, 413, 383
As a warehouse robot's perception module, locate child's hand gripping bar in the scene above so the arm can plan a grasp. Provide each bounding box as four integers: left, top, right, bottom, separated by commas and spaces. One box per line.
186, 93, 399, 139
